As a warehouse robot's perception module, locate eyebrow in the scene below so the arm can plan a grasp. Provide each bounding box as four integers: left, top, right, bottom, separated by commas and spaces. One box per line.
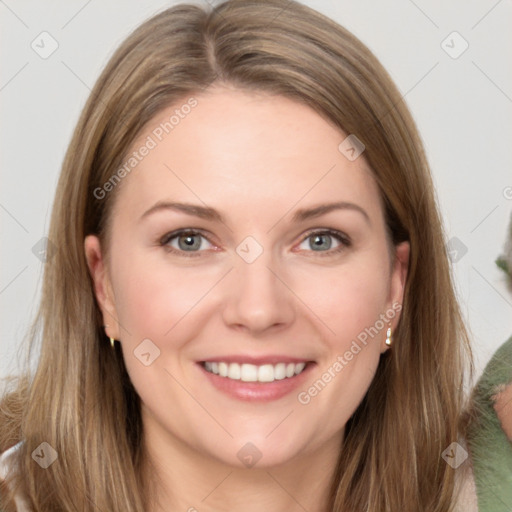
140, 200, 370, 225
291, 201, 370, 225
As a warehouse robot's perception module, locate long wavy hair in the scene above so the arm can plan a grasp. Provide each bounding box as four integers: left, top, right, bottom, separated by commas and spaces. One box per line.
0, 1, 473, 510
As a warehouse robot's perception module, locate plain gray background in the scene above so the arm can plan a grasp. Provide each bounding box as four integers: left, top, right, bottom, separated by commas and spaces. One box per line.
1, 0, 511, 382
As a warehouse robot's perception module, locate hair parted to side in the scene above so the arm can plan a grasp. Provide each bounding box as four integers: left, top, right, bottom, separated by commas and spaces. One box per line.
0, 1, 473, 510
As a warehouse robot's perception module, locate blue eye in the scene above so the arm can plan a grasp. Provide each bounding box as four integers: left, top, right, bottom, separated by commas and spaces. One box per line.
160, 230, 214, 257
160, 228, 351, 258
297, 229, 351, 256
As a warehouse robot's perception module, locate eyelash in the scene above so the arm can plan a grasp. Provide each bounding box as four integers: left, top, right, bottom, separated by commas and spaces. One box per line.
159, 228, 351, 258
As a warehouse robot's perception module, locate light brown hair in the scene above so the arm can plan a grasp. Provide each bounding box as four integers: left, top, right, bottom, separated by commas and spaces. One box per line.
1, 1, 472, 510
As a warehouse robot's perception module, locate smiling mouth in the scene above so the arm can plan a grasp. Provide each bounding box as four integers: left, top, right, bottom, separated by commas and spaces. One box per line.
201, 361, 309, 383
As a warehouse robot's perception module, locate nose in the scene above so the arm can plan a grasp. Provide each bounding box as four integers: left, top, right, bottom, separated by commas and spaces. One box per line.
221, 250, 296, 335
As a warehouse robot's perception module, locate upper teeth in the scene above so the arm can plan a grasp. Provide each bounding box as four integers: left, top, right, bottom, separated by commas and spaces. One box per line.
204, 361, 307, 382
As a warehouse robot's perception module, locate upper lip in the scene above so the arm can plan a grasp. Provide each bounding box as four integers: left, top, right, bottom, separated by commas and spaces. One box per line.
198, 355, 314, 365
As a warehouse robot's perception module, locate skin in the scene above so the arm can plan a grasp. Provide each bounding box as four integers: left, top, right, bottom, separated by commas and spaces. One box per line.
85, 84, 409, 512
494, 383, 512, 442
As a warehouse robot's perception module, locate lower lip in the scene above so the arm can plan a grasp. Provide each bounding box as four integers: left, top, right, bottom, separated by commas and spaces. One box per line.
197, 363, 315, 402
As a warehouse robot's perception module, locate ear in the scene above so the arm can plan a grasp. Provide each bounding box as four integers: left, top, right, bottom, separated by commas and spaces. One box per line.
381, 241, 410, 352
84, 235, 120, 340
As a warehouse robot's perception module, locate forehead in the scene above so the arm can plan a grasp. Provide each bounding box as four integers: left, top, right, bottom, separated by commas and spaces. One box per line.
112, 86, 384, 227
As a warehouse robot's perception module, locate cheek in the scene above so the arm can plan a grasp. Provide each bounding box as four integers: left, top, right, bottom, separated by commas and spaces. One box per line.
292, 262, 389, 437
293, 321, 386, 447
293, 257, 390, 344
109, 252, 221, 408
111, 252, 220, 342
294, 257, 389, 385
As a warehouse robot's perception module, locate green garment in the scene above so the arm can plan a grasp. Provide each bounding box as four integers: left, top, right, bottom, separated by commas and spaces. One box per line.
467, 335, 512, 512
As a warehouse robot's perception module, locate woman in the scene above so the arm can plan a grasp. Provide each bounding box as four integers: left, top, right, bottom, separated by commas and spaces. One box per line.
0, 0, 475, 510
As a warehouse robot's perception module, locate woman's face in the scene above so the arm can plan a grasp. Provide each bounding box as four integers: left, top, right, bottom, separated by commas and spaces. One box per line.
86, 85, 409, 469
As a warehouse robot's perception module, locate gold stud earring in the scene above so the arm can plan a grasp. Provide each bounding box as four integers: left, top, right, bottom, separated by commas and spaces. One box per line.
104, 324, 115, 349
385, 326, 392, 347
